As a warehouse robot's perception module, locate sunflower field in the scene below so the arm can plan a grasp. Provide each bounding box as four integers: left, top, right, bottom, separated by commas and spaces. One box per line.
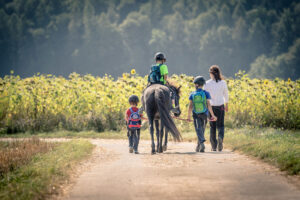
0, 71, 299, 134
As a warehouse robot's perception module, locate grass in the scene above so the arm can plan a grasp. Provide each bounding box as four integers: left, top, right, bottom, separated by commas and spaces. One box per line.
0, 128, 199, 141
225, 128, 300, 175
0, 139, 94, 200
1, 127, 299, 175
0, 130, 129, 139
0, 138, 56, 175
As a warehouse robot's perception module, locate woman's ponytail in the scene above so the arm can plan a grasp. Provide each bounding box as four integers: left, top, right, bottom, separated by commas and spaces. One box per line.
209, 65, 223, 82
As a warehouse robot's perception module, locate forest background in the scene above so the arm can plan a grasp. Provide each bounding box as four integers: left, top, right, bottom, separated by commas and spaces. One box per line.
1, 0, 299, 80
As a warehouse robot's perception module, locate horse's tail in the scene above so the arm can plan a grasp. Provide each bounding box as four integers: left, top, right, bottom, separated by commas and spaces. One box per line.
155, 89, 182, 142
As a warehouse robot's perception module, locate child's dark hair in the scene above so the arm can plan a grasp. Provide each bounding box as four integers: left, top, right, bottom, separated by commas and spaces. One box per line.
209, 65, 223, 82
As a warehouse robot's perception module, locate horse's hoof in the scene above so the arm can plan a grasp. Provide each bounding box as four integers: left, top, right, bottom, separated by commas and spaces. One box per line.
162, 145, 167, 151
151, 150, 156, 155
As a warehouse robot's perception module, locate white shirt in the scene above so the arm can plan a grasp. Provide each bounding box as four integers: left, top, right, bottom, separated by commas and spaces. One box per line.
204, 79, 229, 106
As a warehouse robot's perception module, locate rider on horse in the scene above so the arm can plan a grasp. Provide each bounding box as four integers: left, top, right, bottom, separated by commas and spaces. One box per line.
148, 52, 169, 85
147, 52, 177, 112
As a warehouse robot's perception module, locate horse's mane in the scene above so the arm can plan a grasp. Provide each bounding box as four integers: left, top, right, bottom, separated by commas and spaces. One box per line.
167, 80, 181, 94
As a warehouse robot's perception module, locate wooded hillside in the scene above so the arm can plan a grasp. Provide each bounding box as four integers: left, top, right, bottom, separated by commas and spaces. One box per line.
0, 0, 299, 79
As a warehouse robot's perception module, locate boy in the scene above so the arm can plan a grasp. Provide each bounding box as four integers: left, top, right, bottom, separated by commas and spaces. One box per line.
147, 52, 177, 112
187, 76, 217, 152
148, 52, 168, 85
125, 95, 146, 154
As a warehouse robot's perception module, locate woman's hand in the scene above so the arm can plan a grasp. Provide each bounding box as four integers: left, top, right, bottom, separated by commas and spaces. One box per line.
225, 104, 228, 112
209, 115, 217, 121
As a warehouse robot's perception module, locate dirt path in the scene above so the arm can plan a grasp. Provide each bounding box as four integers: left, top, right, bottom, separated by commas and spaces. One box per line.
63, 139, 300, 200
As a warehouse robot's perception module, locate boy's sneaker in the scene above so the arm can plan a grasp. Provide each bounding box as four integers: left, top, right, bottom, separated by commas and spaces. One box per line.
200, 143, 205, 152
129, 147, 133, 153
134, 151, 139, 154
218, 138, 223, 152
195, 144, 200, 152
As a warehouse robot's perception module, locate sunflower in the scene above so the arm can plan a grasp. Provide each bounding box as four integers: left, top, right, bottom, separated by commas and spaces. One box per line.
131, 69, 136, 75
264, 80, 269, 85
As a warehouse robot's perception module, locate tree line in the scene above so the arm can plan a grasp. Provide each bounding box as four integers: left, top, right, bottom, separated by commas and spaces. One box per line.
0, 0, 299, 79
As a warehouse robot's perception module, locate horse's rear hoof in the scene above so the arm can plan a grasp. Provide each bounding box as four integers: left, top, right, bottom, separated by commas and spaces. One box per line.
158, 147, 163, 153
163, 145, 167, 151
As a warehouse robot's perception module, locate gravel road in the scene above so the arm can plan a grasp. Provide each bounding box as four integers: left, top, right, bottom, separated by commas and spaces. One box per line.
62, 139, 300, 200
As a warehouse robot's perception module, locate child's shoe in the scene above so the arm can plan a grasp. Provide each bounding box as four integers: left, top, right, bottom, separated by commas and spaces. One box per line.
134, 150, 139, 154
199, 143, 205, 152
195, 143, 200, 152
129, 147, 133, 153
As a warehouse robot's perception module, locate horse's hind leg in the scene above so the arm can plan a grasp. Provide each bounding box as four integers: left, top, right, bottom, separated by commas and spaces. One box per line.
163, 129, 168, 151
158, 122, 164, 153
149, 119, 155, 154
155, 120, 159, 153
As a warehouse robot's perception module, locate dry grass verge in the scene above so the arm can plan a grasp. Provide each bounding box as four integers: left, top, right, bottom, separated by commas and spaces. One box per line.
0, 138, 56, 175
0, 139, 94, 200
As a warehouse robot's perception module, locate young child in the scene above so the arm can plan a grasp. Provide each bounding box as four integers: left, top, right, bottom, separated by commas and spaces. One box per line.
148, 52, 168, 85
125, 95, 146, 154
187, 76, 217, 152
147, 52, 177, 111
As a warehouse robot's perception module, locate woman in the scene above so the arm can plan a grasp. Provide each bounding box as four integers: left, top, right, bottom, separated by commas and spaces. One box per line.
204, 65, 229, 151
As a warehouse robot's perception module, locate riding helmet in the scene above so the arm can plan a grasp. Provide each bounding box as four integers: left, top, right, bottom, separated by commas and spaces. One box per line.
154, 52, 166, 61
129, 95, 139, 103
193, 76, 206, 86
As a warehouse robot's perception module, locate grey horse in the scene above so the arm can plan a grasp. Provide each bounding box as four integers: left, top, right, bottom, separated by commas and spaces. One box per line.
141, 83, 182, 154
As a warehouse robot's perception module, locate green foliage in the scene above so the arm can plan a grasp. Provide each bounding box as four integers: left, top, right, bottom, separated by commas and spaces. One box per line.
225, 128, 300, 175
249, 39, 300, 79
0, 0, 299, 79
0, 139, 94, 200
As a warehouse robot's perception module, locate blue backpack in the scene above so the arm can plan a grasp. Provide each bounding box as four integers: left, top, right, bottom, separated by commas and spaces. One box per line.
148, 64, 163, 84
128, 108, 141, 130
191, 90, 208, 114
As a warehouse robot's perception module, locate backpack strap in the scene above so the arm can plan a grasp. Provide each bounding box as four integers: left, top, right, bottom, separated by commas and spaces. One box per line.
129, 108, 139, 118
129, 107, 134, 119
129, 107, 133, 113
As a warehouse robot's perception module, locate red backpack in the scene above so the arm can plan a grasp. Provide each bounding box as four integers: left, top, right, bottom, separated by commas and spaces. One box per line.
128, 108, 141, 130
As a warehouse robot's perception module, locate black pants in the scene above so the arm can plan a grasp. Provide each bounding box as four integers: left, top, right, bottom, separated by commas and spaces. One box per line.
209, 105, 225, 149
128, 129, 140, 151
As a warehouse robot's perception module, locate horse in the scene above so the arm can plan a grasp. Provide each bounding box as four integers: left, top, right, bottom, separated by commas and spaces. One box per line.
141, 83, 182, 154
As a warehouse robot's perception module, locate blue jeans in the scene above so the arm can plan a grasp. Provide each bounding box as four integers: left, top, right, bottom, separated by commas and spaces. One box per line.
193, 113, 207, 143
128, 129, 140, 151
